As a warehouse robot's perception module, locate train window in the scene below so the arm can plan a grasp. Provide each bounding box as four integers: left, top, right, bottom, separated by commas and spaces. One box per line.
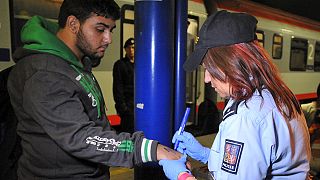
290, 38, 308, 71
272, 34, 283, 59
0, 49, 10, 62
124, 7, 134, 20
315, 42, 320, 72
255, 30, 264, 47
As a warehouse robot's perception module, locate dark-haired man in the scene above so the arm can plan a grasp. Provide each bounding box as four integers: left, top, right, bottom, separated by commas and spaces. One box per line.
7, 0, 181, 179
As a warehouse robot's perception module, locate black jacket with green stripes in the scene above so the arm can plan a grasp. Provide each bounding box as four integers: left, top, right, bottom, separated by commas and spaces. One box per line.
7, 48, 158, 180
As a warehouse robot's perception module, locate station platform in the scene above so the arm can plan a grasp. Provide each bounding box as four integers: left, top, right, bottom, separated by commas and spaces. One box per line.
110, 133, 320, 180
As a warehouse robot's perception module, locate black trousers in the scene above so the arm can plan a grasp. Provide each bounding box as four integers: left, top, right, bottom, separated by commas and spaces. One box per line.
119, 112, 134, 134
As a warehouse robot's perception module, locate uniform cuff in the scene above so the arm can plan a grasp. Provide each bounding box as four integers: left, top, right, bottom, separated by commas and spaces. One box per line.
200, 147, 211, 163
140, 138, 158, 163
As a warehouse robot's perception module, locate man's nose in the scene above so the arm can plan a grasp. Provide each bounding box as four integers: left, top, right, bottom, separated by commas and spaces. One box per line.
103, 32, 112, 44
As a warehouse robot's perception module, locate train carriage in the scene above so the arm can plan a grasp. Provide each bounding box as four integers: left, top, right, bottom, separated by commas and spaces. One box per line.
0, 0, 319, 129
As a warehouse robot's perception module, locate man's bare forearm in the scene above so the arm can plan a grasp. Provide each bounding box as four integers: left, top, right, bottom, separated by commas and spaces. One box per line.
156, 144, 182, 161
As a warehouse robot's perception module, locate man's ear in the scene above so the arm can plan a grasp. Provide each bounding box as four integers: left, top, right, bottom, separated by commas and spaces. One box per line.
66, 15, 80, 34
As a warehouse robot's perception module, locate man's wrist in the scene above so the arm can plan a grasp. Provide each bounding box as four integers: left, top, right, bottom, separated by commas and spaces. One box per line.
178, 172, 196, 180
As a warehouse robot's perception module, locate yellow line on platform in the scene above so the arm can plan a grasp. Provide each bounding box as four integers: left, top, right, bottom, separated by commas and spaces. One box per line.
110, 167, 133, 176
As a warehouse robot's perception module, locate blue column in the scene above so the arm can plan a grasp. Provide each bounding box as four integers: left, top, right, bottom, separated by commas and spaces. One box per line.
134, 0, 174, 178
135, 0, 174, 146
174, 0, 188, 132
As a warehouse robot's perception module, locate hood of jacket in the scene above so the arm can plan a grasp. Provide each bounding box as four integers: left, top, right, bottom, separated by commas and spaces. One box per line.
14, 16, 83, 69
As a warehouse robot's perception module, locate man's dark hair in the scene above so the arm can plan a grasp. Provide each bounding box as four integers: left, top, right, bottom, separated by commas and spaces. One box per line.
58, 0, 120, 28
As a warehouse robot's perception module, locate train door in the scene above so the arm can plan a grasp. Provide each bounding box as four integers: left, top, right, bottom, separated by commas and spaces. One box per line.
1, 0, 60, 70
10, 0, 60, 55
120, 5, 134, 59
315, 42, 320, 72
186, 15, 201, 126
0, 0, 13, 70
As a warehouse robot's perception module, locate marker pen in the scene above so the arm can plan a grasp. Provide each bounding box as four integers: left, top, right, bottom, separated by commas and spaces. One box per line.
174, 107, 191, 150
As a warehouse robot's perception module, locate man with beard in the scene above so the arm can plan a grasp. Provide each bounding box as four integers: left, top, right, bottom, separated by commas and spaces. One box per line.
7, 0, 182, 179
113, 38, 135, 133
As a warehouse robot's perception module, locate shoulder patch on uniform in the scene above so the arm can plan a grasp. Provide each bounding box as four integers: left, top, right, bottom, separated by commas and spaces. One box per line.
221, 139, 244, 174
223, 100, 242, 120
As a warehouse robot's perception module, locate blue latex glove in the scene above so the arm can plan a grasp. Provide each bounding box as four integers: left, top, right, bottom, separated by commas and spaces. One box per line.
172, 131, 210, 163
159, 155, 189, 180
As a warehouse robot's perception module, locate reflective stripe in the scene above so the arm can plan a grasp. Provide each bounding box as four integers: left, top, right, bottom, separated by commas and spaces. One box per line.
146, 139, 152, 161
141, 139, 146, 162
141, 138, 153, 162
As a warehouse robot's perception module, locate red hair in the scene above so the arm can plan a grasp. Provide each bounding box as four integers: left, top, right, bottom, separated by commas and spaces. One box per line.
203, 41, 301, 121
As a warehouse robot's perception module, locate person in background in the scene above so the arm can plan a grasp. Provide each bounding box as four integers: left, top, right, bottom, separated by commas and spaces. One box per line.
7, 0, 182, 179
302, 83, 320, 177
186, 21, 195, 56
159, 10, 311, 180
302, 83, 320, 133
113, 38, 135, 133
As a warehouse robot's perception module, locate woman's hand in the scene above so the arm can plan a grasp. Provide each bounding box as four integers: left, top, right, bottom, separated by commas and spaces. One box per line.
159, 155, 190, 180
172, 131, 210, 163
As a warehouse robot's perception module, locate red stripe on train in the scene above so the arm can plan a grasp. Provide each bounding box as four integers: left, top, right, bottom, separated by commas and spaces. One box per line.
108, 115, 121, 126
295, 93, 317, 101
216, 92, 317, 110
191, 0, 320, 32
